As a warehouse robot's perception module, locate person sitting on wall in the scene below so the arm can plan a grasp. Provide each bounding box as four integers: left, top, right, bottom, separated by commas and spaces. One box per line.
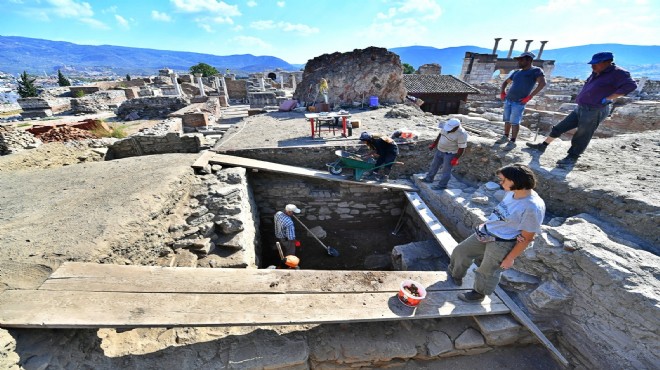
447, 164, 546, 302
359, 131, 399, 182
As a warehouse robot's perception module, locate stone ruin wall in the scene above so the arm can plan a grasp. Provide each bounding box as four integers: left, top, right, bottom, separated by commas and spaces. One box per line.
418, 178, 659, 370
107, 118, 203, 159
293, 47, 407, 105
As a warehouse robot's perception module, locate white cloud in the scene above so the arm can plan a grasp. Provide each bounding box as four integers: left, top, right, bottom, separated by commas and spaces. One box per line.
103, 5, 117, 13
199, 23, 214, 33
250, 20, 318, 35
171, 0, 241, 16
45, 0, 94, 18
79, 17, 110, 30
232, 35, 271, 49
115, 14, 129, 29
152, 10, 172, 22
277, 1, 285, 7
376, 0, 441, 21
233, 25, 244, 31
280, 22, 318, 34
534, 0, 592, 13
210, 15, 234, 23
250, 20, 276, 30
247, 1, 257, 7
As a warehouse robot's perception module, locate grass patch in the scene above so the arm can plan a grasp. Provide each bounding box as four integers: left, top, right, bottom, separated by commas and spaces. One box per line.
91, 123, 128, 139
17, 123, 32, 128
0, 109, 22, 117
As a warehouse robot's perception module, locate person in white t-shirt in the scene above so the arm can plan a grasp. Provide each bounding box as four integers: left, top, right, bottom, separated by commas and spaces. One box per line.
423, 118, 469, 190
447, 164, 546, 302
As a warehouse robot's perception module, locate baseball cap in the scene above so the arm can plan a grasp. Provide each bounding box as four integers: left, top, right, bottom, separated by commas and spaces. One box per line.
443, 118, 461, 131
285, 204, 301, 213
588, 52, 614, 64
514, 51, 536, 59
359, 132, 371, 141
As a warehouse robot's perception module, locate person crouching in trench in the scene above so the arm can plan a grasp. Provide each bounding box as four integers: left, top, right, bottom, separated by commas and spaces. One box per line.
447, 164, 546, 302
359, 131, 399, 182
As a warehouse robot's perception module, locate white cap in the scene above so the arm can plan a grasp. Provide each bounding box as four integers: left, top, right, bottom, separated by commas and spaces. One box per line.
443, 118, 461, 131
285, 204, 301, 213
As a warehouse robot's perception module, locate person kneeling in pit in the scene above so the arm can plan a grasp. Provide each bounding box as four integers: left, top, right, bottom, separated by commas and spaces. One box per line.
359, 131, 399, 182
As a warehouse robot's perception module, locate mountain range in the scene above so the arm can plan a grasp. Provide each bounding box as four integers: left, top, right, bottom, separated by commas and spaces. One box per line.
0, 35, 658, 79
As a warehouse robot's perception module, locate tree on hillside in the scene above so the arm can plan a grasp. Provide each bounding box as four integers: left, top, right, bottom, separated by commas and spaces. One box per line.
189, 62, 219, 77
126, 74, 132, 81
17, 71, 38, 98
402, 63, 415, 74
57, 69, 71, 87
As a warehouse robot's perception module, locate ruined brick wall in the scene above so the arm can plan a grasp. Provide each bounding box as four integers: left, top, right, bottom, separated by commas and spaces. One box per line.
294, 47, 407, 105
17, 97, 71, 114
108, 118, 202, 159
225, 79, 248, 100
71, 90, 127, 114
116, 96, 189, 120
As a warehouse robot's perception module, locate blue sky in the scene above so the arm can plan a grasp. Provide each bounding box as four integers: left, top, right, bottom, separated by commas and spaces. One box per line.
1, 0, 658, 64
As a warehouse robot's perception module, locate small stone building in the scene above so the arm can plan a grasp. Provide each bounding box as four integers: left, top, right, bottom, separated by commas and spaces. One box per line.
403, 75, 480, 115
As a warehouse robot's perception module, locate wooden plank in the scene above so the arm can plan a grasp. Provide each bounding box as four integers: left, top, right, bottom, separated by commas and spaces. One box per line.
191, 150, 216, 170
404, 191, 569, 367
209, 154, 418, 192
0, 289, 509, 329
495, 287, 569, 366
41, 263, 463, 294
404, 192, 458, 255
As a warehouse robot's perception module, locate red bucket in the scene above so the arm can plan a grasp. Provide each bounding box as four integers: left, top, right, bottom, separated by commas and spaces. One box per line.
398, 280, 427, 307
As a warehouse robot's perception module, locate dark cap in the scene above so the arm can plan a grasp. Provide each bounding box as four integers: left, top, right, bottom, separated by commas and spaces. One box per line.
514, 51, 536, 59
588, 52, 614, 64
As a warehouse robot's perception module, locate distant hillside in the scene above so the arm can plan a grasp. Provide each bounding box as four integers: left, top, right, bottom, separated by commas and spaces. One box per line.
390, 44, 660, 79
0, 35, 296, 76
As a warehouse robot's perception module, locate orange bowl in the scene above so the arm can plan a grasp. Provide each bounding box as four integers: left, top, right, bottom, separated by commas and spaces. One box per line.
398, 280, 427, 307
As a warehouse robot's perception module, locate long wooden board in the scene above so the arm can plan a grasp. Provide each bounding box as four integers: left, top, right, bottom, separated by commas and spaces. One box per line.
0, 289, 509, 329
39, 263, 463, 294
404, 191, 569, 367
209, 154, 418, 192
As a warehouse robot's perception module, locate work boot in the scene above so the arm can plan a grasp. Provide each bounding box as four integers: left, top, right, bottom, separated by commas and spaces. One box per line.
525, 142, 547, 152
502, 141, 517, 151
432, 184, 447, 190
556, 155, 578, 167
446, 267, 462, 286
458, 290, 486, 302
495, 135, 509, 144
421, 177, 433, 183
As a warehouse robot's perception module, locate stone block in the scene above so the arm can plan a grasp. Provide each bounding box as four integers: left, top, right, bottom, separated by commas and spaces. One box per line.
473, 315, 522, 345
529, 280, 571, 310
454, 328, 485, 349
182, 113, 209, 127
426, 331, 453, 356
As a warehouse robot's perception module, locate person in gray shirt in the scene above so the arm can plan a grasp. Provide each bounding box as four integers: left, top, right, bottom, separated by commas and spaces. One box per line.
447, 164, 546, 302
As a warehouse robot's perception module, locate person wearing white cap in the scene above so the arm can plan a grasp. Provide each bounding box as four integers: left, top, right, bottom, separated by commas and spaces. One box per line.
274, 204, 301, 256
423, 118, 468, 190
497, 51, 547, 151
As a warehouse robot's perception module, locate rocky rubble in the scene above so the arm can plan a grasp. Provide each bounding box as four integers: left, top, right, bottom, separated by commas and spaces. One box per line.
36, 126, 98, 143
0, 125, 42, 155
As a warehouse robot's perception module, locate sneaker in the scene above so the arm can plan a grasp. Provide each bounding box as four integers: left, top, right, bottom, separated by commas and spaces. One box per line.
556, 156, 578, 167
502, 141, 517, 151
495, 135, 509, 144
525, 142, 546, 152
421, 177, 433, 183
458, 290, 486, 302
446, 267, 462, 286
432, 185, 447, 190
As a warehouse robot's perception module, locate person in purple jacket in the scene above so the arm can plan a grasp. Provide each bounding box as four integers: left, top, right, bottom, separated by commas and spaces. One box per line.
526, 52, 637, 167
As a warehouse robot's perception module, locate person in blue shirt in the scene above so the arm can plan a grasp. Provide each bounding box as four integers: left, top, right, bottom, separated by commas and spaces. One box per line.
497, 52, 547, 151
526, 52, 637, 167
274, 204, 301, 256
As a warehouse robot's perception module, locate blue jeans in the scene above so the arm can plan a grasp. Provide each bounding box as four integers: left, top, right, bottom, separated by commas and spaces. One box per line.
424, 150, 454, 187
549, 105, 609, 158
503, 100, 525, 125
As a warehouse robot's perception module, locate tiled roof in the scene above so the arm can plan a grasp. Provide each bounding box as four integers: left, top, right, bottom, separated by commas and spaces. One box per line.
403, 74, 481, 94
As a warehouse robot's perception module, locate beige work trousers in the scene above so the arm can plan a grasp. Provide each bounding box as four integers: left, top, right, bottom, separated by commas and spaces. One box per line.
448, 233, 516, 295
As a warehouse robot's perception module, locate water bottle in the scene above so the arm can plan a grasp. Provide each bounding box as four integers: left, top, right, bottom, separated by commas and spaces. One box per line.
347, 123, 353, 136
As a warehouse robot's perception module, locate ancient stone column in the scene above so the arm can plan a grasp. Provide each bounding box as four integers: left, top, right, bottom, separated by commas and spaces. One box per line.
259, 77, 265, 91
291, 74, 297, 91
537, 41, 549, 59
492, 38, 502, 55
195, 73, 205, 97
524, 40, 533, 52
171, 73, 181, 96
506, 39, 518, 59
